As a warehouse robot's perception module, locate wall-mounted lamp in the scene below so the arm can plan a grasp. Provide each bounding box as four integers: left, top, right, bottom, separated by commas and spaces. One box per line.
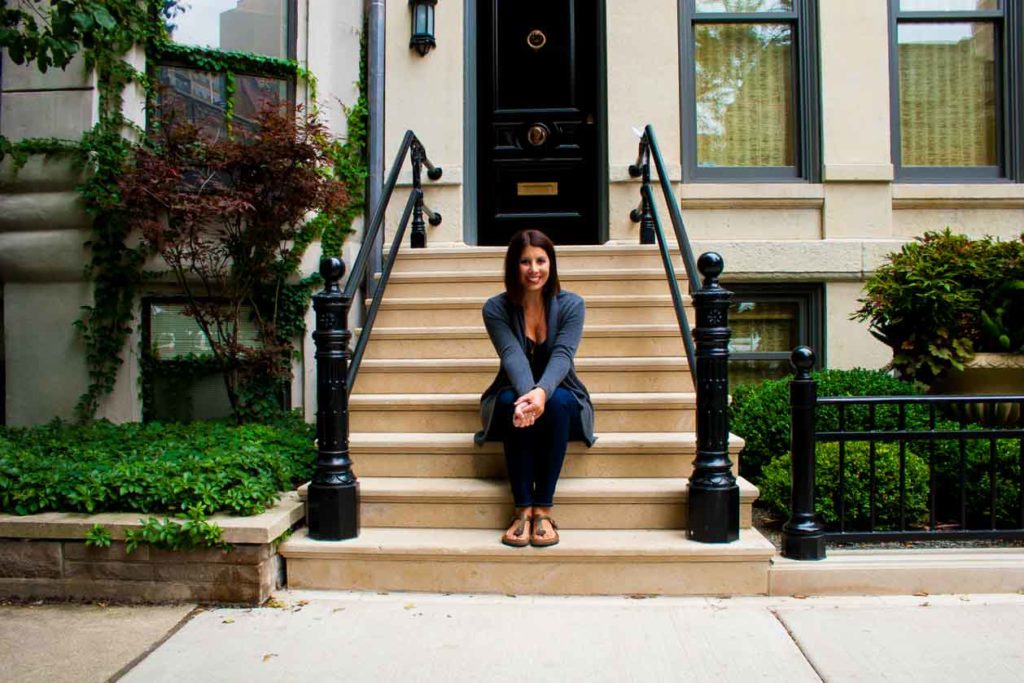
409, 0, 437, 56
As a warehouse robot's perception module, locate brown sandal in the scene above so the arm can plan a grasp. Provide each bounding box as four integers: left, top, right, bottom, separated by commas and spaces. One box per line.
530, 514, 559, 547
501, 511, 532, 547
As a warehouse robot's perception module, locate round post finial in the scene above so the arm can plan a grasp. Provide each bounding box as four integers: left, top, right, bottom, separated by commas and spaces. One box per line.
320, 257, 346, 285
697, 252, 724, 288
790, 346, 816, 378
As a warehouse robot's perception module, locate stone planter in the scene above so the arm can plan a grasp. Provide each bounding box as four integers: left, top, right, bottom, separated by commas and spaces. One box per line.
0, 492, 304, 605
933, 353, 1024, 425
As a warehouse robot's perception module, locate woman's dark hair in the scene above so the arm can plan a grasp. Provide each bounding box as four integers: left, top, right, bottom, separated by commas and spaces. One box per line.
503, 229, 561, 305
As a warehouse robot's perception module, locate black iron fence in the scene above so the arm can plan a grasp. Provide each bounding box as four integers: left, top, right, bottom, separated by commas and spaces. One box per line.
783, 346, 1024, 560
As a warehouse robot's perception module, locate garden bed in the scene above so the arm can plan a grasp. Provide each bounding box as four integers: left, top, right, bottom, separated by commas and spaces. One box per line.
0, 492, 303, 604
0, 416, 315, 604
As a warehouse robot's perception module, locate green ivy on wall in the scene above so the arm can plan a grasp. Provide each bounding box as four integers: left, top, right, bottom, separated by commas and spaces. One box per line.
1, 0, 369, 422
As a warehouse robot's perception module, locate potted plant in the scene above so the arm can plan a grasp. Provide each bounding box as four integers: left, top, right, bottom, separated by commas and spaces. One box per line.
854, 229, 1024, 422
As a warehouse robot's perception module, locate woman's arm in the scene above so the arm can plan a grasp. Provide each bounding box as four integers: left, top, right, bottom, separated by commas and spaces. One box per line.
534, 294, 585, 399
482, 298, 535, 397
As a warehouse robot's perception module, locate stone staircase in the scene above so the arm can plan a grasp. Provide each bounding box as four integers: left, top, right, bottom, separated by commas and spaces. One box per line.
279, 244, 776, 595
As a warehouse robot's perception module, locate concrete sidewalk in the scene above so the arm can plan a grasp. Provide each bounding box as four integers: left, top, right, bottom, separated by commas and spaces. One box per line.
3, 592, 1024, 682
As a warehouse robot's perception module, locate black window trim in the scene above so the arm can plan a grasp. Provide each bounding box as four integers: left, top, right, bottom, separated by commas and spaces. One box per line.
678, 0, 822, 183
724, 282, 826, 372
888, 0, 1022, 183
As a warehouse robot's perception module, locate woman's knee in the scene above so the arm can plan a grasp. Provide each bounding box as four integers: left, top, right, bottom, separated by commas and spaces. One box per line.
545, 388, 578, 416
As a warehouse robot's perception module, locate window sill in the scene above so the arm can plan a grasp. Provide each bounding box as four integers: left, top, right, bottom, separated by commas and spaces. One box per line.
679, 183, 824, 209
892, 184, 1024, 209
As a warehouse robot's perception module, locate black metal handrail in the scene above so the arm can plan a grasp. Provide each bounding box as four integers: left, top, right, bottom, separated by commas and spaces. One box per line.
629, 126, 740, 544
783, 346, 1024, 560
629, 125, 699, 377
341, 131, 442, 390
306, 131, 441, 541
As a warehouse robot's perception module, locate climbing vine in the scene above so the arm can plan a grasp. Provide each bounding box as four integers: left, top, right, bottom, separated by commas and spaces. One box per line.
1, 1, 369, 422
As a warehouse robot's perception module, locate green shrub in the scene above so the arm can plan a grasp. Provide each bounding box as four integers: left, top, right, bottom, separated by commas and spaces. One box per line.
854, 229, 1024, 385
759, 442, 931, 530
0, 413, 315, 517
931, 433, 1022, 529
730, 368, 922, 481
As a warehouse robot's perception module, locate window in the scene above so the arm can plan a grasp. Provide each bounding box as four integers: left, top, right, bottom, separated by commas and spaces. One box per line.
142, 299, 270, 422
890, 0, 1022, 181
679, 0, 821, 181
151, 0, 297, 136
726, 283, 823, 386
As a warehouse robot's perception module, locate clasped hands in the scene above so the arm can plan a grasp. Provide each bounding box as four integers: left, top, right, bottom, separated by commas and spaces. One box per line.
512, 387, 547, 428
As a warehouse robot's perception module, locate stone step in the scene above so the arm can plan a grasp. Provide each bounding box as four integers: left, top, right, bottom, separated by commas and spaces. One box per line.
348, 392, 696, 433
390, 244, 688, 273
351, 356, 692, 394
301, 477, 756, 530
359, 324, 687, 359
347, 432, 742, 479
368, 294, 692, 327
280, 527, 775, 596
381, 268, 691, 297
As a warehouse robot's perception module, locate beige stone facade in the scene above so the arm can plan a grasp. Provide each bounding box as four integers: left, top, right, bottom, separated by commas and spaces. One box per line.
2, 0, 1022, 425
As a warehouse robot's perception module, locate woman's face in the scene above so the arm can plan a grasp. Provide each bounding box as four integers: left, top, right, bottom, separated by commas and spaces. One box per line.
518, 245, 550, 294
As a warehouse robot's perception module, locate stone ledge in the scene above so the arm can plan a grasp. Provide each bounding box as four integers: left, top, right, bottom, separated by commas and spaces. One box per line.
768, 548, 1024, 596
0, 491, 304, 545
893, 183, 1024, 209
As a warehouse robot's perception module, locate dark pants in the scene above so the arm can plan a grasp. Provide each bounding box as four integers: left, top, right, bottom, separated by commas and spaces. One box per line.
492, 387, 583, 507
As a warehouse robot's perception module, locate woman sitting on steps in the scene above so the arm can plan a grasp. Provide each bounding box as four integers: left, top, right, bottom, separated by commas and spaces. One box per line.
475, 229, 595, 548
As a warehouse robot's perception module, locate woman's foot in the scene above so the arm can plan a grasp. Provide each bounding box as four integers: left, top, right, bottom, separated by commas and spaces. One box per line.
501, 507, 532, 547
530, 508, 559, 547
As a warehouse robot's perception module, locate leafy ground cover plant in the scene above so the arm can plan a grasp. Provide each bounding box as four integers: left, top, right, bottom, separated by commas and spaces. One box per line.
730, 368, 922, 482
854, 229, 1024, 386
0, 414, 314, 517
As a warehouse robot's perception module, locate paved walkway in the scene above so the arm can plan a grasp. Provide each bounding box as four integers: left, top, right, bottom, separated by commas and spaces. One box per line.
3, 592, 1024, 682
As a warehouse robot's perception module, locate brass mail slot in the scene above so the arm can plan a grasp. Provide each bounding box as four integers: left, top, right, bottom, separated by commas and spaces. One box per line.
517, 181, 559, 196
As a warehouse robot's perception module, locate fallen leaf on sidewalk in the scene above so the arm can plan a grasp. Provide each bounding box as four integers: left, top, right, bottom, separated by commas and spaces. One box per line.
791, 594, 808, 599
265, 598, 287, 609
913, 591, 928, 597
920, 602, 931, 607
404, 603, 416, 610
222, 618, 235, 624
262, 654, 278, 663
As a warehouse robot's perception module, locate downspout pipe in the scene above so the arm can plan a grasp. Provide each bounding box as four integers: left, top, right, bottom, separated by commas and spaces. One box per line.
365, 0, 386, 296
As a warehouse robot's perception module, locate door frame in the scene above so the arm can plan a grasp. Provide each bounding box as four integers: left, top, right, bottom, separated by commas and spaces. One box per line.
463, 0, 609, 246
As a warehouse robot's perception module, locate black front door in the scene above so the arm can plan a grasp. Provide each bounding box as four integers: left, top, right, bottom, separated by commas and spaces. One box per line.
477, 0, 602, 246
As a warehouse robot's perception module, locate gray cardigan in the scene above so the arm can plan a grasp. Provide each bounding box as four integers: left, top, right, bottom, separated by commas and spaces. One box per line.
475, 290, 596, 446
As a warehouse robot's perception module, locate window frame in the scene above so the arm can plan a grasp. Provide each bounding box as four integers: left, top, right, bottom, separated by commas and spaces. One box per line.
149, 0, 299, 133
724, 282, 825, 384
678, 0, 822, 183
888, 0, 1022, 182
141, 296, 289, 422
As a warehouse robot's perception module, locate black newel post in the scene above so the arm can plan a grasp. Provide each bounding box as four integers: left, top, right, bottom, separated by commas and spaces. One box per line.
782, 346, 825, 559
410, 139, 427, 249
687, 252, 740, 543
307, 257, 360, 541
